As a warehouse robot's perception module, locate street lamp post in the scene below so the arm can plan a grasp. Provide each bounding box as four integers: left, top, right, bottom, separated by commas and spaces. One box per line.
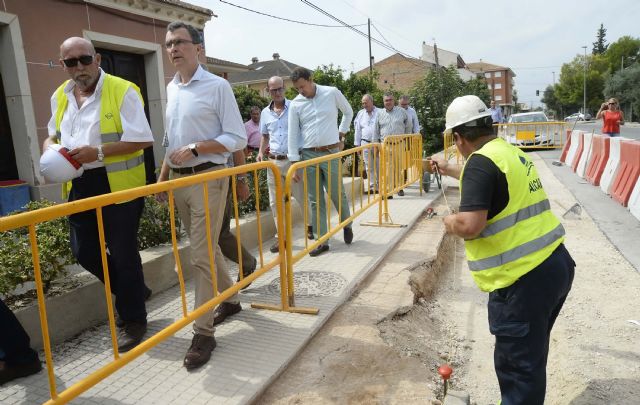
582, 46, 587, 115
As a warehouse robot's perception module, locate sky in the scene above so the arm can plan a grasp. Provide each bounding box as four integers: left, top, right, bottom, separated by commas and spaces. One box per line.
187, 0, 638, 109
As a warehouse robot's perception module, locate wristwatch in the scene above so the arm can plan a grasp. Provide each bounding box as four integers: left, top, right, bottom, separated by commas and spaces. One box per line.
237, 175, 248, 184
97, 144, 104, 162
188, 143, 199, 157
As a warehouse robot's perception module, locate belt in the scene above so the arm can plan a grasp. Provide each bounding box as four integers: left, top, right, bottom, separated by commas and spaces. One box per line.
303, 142, 339, 152
268, 153, 288, 160
361, 139, 371, 143
171, 161, 223, 175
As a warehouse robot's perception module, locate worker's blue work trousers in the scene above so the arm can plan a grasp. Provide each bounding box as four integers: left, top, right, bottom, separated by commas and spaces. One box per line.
68, 168, 147, 324
0, 298, 38, 366
488, 243, 575, 405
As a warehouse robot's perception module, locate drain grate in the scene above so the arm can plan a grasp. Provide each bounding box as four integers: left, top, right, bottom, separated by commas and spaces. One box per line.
268, 271, 347, 297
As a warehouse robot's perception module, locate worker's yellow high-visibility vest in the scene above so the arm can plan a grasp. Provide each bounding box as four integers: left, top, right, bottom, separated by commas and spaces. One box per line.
54, 74, 146, 198
460, 138, 565, 292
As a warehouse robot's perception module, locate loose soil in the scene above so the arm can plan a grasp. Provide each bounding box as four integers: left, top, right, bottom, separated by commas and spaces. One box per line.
258, 154, 640, 405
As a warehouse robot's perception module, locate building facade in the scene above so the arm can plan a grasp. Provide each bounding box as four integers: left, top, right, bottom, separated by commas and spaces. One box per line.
0, 0, 216, 201
355, 53, 434, 93
467, 61, 516, 108
227, 53, 304, 98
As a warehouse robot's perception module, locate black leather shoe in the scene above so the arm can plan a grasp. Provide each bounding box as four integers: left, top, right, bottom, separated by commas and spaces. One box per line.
309, 244, 330, 257
183, 334, 216, 370
386, 195, 393, 199
343, 227, 353, 244
237, 260, 256, 290
398, 189, 405, 196
117, 321, 147, 352
0, 358, 41, 385
212, 302, 242, 326
307, 226, 314, 240
369, 188, 379, 194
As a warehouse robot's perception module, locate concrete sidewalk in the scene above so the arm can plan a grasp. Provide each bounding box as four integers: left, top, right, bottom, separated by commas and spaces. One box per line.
0, 180, 448, 405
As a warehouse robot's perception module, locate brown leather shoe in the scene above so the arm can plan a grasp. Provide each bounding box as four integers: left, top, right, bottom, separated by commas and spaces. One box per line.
212, 302, 242, 326
270, 239, 281, 253
183, 334, 216, 370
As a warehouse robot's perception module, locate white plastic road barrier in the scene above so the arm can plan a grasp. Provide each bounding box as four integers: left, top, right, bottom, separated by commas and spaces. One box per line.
600, 137, 629, 195
564, 130, 583, 168
629, 179, 640, 221
576, 132, 594, 178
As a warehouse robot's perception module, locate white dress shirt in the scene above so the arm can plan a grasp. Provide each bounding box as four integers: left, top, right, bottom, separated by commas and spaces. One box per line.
354, 107, 379, 145
260, 99, 291, 155
164, 65, 246, 168
47, 69, 154, 170
287, 84, 353, 161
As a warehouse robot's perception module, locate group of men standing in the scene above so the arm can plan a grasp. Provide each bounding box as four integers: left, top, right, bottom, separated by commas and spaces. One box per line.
4, 20, 424, 381
1, 20, 575, 405
354, 92, 420, 196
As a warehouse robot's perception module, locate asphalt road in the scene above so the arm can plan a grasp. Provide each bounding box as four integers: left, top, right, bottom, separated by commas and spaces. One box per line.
570, 120, 640, 140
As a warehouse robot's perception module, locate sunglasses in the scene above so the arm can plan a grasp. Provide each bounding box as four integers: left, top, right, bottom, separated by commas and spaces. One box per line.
62, 55, 94, 68
608, 102, 617, 105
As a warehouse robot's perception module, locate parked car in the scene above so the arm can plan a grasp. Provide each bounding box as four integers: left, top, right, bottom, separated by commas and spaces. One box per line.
564, 112, 592, 122
500, 112, 556, 147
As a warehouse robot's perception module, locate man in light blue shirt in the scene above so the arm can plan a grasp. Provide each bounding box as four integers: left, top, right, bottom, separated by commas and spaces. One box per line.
489, 100, 504, 123
288, 67, 354, 257
399, 95, 420, 133
257, 76, 314, 254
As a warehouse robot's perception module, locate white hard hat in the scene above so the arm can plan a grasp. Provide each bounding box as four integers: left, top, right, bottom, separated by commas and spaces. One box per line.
444, 95, 492, 134
40, 144, 84, 183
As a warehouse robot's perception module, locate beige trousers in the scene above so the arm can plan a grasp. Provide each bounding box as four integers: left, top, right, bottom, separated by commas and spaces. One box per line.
171, 167, 238, 337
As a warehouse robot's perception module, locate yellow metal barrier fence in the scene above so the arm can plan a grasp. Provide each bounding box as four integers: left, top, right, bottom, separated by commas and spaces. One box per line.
280, 143, 384, 309
0, 135, 427, 402
0, 161, 287, 404
375, 134, 423, 226
496, 121, 568, 149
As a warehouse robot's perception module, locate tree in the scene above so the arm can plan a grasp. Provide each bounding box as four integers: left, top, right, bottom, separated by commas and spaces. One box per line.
592, 24, 608, 55
512, 89, 520, 113
541, 85, 561, 118
604, 62, 640, 121
603, 35, 640, 73
555, 53, 608, 114
408, 65, 489, 154
233, 86, 269, 121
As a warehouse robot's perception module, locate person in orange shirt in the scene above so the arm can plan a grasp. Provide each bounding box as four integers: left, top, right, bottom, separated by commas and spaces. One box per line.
596, 98, 625, 137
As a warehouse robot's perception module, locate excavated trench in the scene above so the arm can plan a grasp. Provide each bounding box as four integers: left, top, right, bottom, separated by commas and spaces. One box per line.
377, 231, 472, 401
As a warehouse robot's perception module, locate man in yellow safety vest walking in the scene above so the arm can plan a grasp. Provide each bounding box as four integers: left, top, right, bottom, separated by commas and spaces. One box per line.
432, 95, 575, 404
43, 37, 154, 353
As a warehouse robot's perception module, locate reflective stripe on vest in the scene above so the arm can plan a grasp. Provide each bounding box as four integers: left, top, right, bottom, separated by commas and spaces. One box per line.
54, 74, 146, 196
468, 223, 565, 271
460, 138, 564, 292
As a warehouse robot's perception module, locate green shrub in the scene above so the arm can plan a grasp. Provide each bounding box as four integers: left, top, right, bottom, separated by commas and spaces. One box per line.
239, 153, 270, 216
0, 197, 180, 298
138, 196, 181, 250
0, 200, 74, 296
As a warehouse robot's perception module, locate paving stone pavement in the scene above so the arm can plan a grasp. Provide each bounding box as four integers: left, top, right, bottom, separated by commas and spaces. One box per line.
0, 180, 449, 405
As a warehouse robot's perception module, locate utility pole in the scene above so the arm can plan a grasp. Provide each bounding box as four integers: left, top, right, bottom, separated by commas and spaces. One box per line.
552, 71, 556, 85
368, 18, 373, 76
582, 46, 587, 115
